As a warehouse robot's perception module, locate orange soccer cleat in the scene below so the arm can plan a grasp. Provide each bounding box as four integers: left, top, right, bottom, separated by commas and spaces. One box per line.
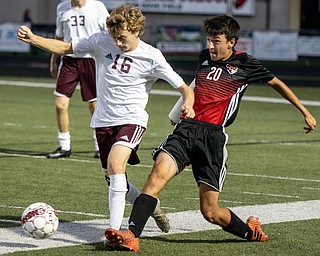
246, 216, 269, 242
105, 228, 139, 252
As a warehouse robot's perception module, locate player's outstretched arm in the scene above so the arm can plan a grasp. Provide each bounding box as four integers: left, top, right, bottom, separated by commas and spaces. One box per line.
267, 76, 317, 133
17, 26, 73, 56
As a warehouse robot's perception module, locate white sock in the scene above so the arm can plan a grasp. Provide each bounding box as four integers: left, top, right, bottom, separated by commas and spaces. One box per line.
58, 131, 70, 151
109, 174, 127, 230
126, 181, 140, 205
93, 130, 99, 151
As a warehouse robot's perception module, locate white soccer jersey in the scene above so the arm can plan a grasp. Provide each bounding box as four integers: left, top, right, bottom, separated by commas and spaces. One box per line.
55, 0, 109, 58
72, 31, 185, 128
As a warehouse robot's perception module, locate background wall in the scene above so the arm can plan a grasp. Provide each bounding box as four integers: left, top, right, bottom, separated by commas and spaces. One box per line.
0, 0, 303, 45
1, 0, 319, 84
0, 0, 59, 24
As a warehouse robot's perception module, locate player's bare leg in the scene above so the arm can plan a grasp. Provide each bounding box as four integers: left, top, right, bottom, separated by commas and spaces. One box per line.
87, 100, 99, 158
47, 96, 71, 158
199, 184, 268, 241
107, 144, 131, 230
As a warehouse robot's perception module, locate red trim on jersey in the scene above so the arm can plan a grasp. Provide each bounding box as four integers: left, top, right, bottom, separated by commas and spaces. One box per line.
193, 68, 244, 126
235, 50, 245, 55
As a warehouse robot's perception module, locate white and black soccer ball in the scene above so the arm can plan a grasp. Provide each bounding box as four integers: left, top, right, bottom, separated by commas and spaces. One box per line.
21, 202, 59, 239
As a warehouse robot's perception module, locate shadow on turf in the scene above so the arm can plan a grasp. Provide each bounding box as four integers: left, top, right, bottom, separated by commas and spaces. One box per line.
144, 236, 244, 244
0, 147, 100, 159
2, 137, 320, 158
0, 147, 48, 157
0, 215, 21, 228
91, 237, 244, 252
0, 242, 38, 249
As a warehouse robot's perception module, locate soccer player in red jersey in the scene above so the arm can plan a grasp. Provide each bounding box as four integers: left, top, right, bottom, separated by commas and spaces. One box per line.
104, 15, 316, 252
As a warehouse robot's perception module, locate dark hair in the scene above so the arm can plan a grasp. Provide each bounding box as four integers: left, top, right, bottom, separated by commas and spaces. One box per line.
204, 15, 240, 43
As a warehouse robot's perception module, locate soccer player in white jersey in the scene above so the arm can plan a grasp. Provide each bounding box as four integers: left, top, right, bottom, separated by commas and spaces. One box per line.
48, 0, 109, 159
18, 4, 195, 238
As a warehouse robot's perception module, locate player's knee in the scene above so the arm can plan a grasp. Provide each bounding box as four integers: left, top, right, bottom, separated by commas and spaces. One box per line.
201, 208, 220, 224
55, 103, 68, 112
55, 97, 69, 110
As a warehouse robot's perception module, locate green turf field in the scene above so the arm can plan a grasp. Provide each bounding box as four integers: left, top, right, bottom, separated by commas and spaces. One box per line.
0, 77, 320, 255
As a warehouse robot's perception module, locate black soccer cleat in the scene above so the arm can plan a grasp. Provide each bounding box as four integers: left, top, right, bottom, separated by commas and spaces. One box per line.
47, 147, 71, 159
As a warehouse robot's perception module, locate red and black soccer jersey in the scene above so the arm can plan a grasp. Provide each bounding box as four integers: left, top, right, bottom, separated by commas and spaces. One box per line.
193, 49, 274, 127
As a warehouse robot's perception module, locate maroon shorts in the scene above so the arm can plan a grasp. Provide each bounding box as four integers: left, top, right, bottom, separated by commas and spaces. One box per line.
96, 124, 146, 169
55, 56, 97, 102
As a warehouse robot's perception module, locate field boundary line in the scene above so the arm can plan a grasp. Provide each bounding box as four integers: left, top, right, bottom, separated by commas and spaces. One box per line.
1, 79, 320, 106
0, 200, 319, 254
1, 152, 319, 184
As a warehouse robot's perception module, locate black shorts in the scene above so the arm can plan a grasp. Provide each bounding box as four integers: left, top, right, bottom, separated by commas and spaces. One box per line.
152, 119, 228, 192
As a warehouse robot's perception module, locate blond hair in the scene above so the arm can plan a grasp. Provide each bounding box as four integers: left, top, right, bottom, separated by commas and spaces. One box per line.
106, 4, 145, 37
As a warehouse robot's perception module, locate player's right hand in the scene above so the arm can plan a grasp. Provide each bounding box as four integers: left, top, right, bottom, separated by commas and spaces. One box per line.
17, 26, 33, 43
181, 104, 195, 120
304, 114, 316, 134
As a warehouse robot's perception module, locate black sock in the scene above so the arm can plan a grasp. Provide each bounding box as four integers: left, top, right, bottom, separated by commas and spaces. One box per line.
223, 209, 253, 240
128, 194, 158, 238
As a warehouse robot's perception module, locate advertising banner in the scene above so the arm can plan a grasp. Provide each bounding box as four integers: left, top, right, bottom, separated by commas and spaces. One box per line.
156, 25, 202, 53
0, 23, 30, 52
100, 0, 255, 15
298, 36, 320, 57
236, 37, 253, 55
253, 31, 298, 61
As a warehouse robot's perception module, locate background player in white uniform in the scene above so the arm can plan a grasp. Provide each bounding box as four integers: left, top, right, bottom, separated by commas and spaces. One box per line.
48, 0, 109, 159
17, 4, 195, 236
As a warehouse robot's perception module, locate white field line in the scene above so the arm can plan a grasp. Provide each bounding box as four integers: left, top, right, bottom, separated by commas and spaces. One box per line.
241, 192, 302, 198
0, 152, 95, 163
0, 204, 108, 218
302, 187, 320, 191
1, 152, 320, 184
1, 79, 320, 106
0, 200, 319, 254
1, 152, 320, 185
1, 80, 320, 253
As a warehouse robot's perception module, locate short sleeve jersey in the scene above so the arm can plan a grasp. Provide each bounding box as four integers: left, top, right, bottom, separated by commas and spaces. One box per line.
193, 49, 275, 127
55, 0, 109, 58
72, 31, 185, 128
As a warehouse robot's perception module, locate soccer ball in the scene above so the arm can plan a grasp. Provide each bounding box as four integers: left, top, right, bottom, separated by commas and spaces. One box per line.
21, 202, 59, 239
